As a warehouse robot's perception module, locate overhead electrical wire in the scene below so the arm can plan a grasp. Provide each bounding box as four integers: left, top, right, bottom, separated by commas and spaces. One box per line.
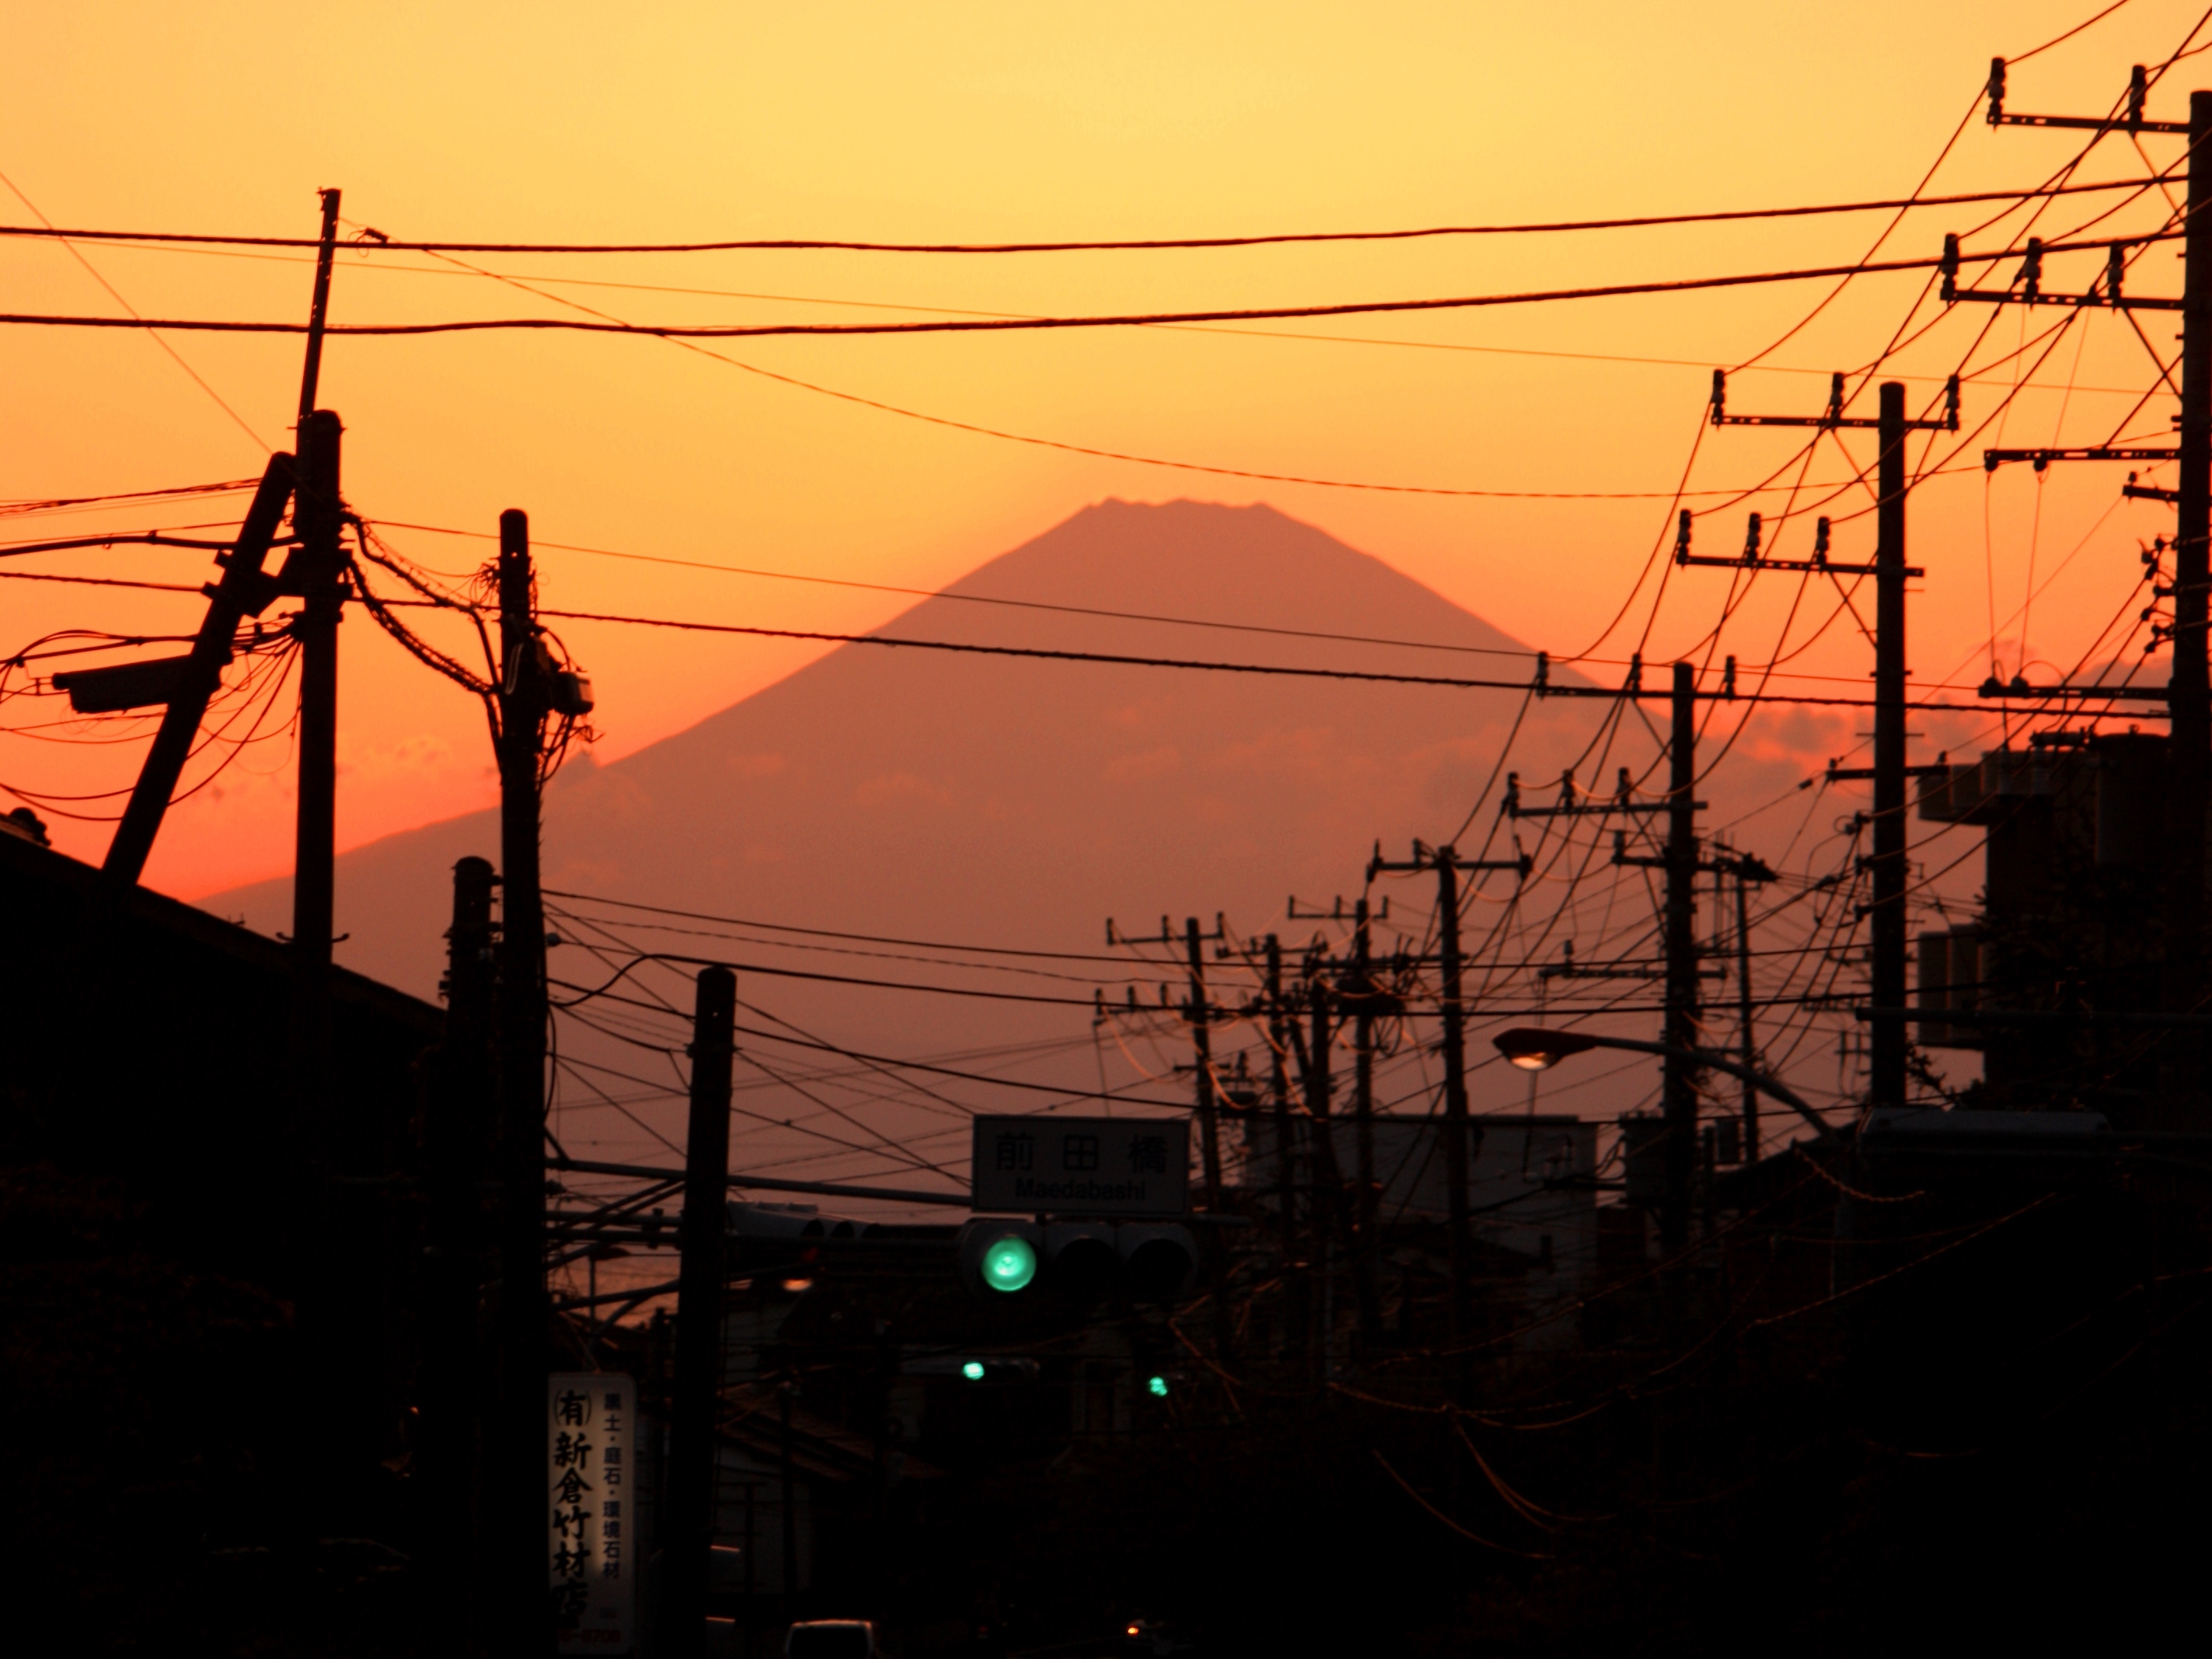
0, 228, 2182, 343
49, 230, 2175, 397
518, 601, 2162, 716
0, 169, 269, 455
0, 176, 2166, 257
0, 477, 259, 519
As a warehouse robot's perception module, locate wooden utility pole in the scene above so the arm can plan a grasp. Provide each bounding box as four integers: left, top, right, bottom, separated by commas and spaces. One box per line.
664, 966, 736, 1659
284, 190, 347, 1259
494, 508, 552, 1656
103, 456, 295, 882
288, 410, 344, 1029
423, 855, 497, 1637
1662, 662, 1702, 1258
297, 189, 341, 417
289, 186, 345, 995
1183, 916, 1223, 1208
1868, 382, 1910, 1112
104, 190, 337, 889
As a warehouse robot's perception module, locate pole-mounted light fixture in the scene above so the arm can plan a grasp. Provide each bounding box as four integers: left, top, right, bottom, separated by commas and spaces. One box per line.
1494, 1026, 1602, 1071
1490, 1026, 1839, 1144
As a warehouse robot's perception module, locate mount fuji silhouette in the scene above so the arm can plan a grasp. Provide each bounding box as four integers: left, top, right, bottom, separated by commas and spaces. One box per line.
205, 499, 1716, 1160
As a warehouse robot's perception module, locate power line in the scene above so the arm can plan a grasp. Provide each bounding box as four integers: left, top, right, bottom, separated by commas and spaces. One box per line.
61, 235, 2170, 395
0, 169, 268, 453
373, 518, 1565, 655
0, 228, 2182, 343
0, 176, 2165, 256
0, 571, 199, 593
546, 889, 1176, 966
0, 477, 259, 519
522, 602, 2165, 715
394, 216, 2136, 502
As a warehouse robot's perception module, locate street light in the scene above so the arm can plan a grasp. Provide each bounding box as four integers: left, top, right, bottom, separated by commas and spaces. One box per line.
1491, 1026, 1839, 1145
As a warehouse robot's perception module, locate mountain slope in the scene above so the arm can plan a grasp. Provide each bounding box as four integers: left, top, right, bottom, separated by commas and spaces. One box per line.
213, 501, 1590, 1006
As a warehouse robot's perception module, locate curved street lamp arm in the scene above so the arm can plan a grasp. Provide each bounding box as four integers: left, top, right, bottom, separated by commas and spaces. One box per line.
1565, 1034, 1840, 1145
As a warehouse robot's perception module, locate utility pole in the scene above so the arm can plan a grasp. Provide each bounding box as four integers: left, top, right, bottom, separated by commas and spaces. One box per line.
1869, 382, 1909, 1112
1731, 850, 1760, 1162
1348, 899, 1383, 1345
1701, 368, 1950, 1118
1184, 916, 1223, 1207
1366, 841, 1529, 1348
1261, 934, 1302, 1349
780, 1380, 798, 1603
288, 409, 344, 1074
280, 406, 348, 1553
103, 455, 295, 882
289, 185, 345, 1017
664, 966, 736, 1659
1952, 65, 2207, 1092
297, 188, 340, 417
2174, 89, 2212, 1059
104, 190, 337, 888
494, 508, 552, 1657
1432, 859, 1472, 1337
1299, 948, 1341, 1386
1661, 662, 1701, 1257
1107, 913, 1226, 1204
423, 856, 497, 1637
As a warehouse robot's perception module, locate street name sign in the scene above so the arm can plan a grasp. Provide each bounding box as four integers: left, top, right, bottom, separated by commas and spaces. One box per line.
971, 1114, 1189, 1216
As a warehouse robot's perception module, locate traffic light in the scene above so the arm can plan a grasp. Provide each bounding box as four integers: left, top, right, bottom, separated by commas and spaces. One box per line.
1115, 1224, 1197, 1302
958, 1220, 1044, 1298
955, 1219, 1195, 1303
1044, 1222, 1118, 1301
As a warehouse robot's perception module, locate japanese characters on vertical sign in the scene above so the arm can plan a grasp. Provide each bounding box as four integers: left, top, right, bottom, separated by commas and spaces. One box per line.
548, 1372, 637, 1654
970, 1115, 1190, 1215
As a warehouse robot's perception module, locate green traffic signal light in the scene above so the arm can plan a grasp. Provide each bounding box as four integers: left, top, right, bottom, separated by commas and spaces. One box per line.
981, 1233, 1038, 1293
1147, 1374, 1169, 1398
961, 1360, 986, 1381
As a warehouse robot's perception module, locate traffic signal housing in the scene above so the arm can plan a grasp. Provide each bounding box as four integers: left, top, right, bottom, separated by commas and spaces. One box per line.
955, 1218, 1195, 1304
1115, 1224, 1197, 1302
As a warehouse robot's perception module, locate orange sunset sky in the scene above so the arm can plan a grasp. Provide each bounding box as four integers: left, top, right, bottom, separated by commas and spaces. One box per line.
2, 0, 2203, 899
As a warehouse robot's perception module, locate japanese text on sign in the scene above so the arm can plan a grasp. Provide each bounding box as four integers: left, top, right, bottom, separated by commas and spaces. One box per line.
971, 1115, 1189, 1215
549, 1372, 637, 1654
